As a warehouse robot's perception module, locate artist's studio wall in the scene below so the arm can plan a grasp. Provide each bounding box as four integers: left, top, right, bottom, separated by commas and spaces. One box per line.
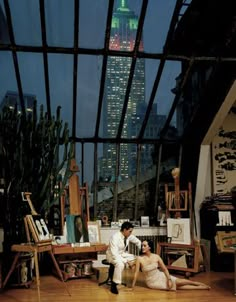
212, 108, 236, 194
194, 82, 236, 238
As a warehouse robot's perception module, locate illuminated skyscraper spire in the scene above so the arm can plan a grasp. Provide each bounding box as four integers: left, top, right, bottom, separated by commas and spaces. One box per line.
117, 0, 129, 11
99, 1, 145, 180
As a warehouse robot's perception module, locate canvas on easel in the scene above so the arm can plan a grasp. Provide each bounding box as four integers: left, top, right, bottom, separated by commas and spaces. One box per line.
25, 215, 51, 243
22, 192, 51, 244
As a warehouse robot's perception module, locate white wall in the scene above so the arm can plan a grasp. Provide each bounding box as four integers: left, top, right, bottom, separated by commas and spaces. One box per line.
100, 226, 167, 244
194, 81, 236, 239
194, 145, 212, 238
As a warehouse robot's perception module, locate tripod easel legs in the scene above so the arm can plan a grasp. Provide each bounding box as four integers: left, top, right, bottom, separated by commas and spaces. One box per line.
48, 249, 71, 296
2, 247, 70, 302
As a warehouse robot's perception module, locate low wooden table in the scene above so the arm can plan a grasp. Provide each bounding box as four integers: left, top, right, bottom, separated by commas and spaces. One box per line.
52, 243, 107, 281
52, 243, 107, 254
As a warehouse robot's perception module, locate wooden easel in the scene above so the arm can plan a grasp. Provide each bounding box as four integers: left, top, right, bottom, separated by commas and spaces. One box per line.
165, 169, 190, 213
165, 169, 194, 241
80, 182, 90, 221
159, 168, 201, 276
2, 192, 71, 302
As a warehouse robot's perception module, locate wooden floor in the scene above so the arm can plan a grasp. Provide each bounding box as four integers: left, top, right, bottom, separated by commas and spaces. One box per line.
0, 267, 235, 302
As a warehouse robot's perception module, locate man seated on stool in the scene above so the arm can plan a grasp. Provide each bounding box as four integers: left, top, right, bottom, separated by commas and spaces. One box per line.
106, 221, 141, 294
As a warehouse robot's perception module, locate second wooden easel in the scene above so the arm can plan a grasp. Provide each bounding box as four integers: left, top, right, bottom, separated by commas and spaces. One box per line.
165, 167, 194, 239
157, 168, 200, 277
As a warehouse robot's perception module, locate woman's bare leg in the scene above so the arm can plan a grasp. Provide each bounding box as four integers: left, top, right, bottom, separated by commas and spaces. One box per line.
176, 278, 210, 290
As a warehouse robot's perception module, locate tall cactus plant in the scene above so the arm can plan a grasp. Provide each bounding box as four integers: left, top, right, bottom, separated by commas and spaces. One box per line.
0, 101, 74, 247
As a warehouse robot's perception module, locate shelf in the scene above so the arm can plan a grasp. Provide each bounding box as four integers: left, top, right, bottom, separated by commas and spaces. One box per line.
52, 244, 107, 281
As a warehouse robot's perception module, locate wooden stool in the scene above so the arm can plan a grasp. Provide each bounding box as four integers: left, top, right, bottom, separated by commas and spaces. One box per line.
98, 259, 126, 286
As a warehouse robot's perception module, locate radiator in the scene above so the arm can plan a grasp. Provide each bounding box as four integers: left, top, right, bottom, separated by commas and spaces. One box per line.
129, 235, 167, 255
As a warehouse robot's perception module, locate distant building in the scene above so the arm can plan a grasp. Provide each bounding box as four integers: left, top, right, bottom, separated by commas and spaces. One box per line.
0, 91, 36, 114
100, 0, 145, 180
129, 103, 166, 176
99, 0, 167, 181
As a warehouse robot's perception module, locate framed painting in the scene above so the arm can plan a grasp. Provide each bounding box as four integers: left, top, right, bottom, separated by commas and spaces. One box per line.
66, 214, 89, 243
130, 221, 140, 227
25, 215, 51, 243
111, 222, 120, 228
87, 221, 101, 244
167, 191, 188, 211
167, 218, 191, 245
216, 231, 236, 253
32, 215, 50, 240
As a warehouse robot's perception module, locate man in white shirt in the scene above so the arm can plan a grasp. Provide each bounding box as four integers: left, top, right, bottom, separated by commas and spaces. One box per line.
106, 221, 141, 294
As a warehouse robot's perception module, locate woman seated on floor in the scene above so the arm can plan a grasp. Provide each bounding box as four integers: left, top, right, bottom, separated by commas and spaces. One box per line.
131, 240, 210, 291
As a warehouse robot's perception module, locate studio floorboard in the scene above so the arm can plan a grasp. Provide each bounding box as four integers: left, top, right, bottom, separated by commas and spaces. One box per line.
0, 267, 235, 302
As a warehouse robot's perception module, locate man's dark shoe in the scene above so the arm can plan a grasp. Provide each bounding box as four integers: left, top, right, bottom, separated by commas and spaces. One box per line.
111, 281, 118, 294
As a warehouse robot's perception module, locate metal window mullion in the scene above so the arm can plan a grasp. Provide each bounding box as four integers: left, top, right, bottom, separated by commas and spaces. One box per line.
113, 143, 120, 221
134, 144, 141, 220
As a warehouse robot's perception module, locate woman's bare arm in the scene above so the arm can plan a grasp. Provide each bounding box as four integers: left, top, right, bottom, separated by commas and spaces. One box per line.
157, 255, 173, 289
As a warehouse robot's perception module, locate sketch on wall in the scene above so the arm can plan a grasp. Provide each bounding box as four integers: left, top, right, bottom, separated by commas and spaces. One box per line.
212, 107, 236, 194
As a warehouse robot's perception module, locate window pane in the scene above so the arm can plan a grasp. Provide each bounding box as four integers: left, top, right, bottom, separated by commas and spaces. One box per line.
9, 0, 41, 46
0, 3, 10, 43
45, 0, 74, 47
48, 54, 73, 133
18, 52, 46, 111
76, 55, 102, 138
144, 60, 181, 139
0, 51, 17, 103
79, 0, 108, 49
143, 0, 176, 53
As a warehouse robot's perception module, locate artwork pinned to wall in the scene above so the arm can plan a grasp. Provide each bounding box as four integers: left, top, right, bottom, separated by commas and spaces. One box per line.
212, 107, 236, 194
167, 218, 191, 245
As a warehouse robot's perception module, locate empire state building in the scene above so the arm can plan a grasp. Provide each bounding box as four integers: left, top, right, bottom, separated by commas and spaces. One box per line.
100, 0, 145, 181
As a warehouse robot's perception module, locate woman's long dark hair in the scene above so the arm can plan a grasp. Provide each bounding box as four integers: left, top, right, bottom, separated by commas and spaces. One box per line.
146, 239, 154, 252
141, 239, 154, 254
